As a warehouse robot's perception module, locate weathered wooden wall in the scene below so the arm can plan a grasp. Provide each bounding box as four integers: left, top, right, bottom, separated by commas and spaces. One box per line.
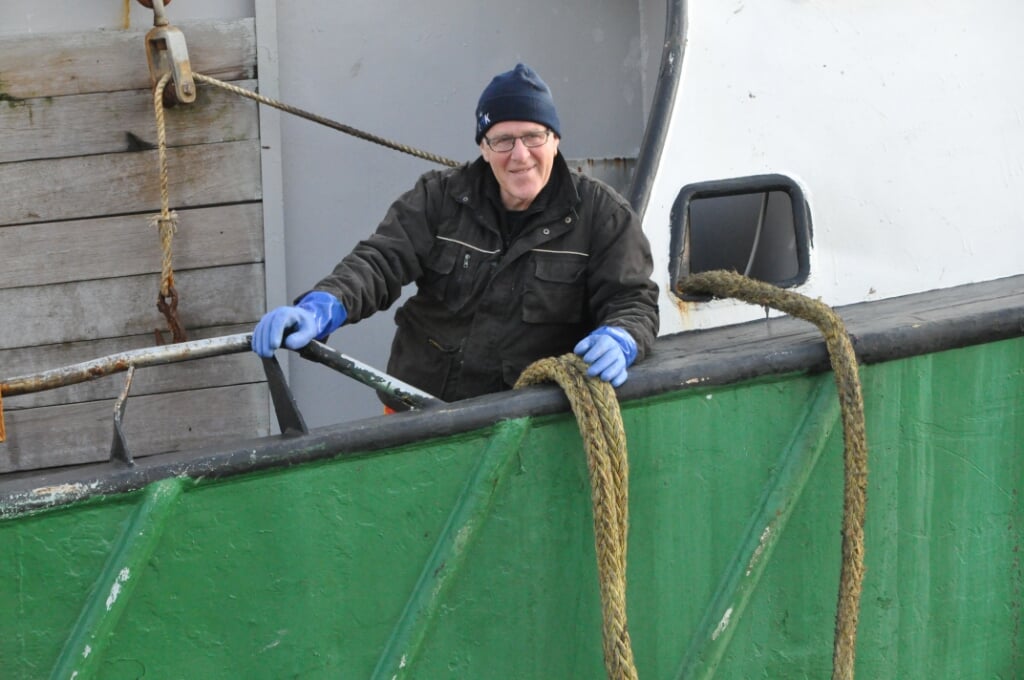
0, 19, 270, 472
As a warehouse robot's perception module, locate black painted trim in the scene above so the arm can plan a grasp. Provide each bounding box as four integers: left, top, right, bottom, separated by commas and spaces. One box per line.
2, 275, 1022, 516
627, 0, 686, 217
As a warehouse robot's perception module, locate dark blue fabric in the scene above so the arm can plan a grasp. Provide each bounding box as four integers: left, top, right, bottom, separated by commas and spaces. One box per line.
475, 63, 561, 143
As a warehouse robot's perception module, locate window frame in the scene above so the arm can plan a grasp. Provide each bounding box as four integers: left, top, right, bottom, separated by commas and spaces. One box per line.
668, 173, 813, 301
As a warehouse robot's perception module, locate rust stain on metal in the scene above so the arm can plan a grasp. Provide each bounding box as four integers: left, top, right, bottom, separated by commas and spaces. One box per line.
672, 289, 695, 324
2, 334, 252, 398
88, 359, 128, 377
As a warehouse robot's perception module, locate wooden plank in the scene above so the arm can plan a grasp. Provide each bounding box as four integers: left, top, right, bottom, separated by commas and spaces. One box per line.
0, 263, 266, 351
0, 324, 265, 410
0, 204, 264, 290
0, 80, 259, 163
0, 19, 256, 100
0, 139, 262, 226
0, 383, 271, 473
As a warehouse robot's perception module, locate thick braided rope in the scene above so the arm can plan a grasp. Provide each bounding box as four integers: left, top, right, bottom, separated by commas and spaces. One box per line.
515, 354, 638, 680
151, 71, 178, 298
679, 270, 868, 680
192, 73, 461, 168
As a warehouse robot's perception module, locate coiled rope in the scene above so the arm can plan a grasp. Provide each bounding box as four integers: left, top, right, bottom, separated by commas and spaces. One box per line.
679, 270, 868, 680
515, 354, 638, 680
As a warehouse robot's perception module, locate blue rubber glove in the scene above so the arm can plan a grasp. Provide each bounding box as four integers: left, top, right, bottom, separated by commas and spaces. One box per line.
251, 291, 347, 358
573, 326, 638, 388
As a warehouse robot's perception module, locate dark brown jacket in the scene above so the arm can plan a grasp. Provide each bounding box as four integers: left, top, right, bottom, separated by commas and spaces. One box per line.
313, 153, 659, 406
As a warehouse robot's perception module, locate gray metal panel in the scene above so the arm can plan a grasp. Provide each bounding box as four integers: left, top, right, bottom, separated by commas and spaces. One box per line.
274, 0, 664, 426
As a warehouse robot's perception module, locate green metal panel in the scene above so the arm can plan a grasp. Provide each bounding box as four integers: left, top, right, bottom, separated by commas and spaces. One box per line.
51, 479, 184, 679
1, 494, 152, 678
2, 338, 1021, 678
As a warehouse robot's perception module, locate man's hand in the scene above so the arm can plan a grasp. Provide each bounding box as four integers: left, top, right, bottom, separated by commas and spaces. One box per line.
251, 291, 347, 358
573, 326, 638, 387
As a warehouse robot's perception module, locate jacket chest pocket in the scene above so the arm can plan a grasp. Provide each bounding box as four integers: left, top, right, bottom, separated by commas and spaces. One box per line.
522, 254, 587, 323
421, 240, 496, 313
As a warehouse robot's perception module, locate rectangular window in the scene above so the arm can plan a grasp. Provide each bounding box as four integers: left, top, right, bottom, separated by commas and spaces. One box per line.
670, 174, 811, 301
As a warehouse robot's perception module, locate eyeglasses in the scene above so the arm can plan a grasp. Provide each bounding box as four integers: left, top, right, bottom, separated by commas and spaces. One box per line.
483, 129, 552, 153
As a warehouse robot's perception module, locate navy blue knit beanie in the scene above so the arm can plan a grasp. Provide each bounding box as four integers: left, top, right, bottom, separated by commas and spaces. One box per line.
475, 63, 561, 144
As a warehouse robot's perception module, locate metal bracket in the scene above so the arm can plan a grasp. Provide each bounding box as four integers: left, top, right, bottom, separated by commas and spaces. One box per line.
110, 366, 136, 467
144, 0, 195, 105
260, 356, 309, 436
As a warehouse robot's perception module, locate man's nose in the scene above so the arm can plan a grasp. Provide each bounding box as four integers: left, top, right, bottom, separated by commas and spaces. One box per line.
509, 138, 531, 158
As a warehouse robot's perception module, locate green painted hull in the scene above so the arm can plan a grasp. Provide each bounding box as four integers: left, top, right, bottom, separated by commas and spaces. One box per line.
3, 334, 1021, 678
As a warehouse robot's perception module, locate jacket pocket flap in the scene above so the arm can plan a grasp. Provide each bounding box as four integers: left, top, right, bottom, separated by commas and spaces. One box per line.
425, 240, 459, 275
534, 256, 585, 283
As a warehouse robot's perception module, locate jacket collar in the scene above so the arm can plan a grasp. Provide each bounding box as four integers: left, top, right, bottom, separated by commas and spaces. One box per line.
449, 152, 580, 216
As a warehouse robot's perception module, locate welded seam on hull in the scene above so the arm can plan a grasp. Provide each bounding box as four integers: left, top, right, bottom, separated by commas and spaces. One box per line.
675, 377, 841, 679
370, 418, 531, 680
50, 478, 185, 680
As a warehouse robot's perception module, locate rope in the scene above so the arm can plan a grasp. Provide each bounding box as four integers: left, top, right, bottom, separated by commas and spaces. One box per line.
151, 72, 186, 343
678, 270, 868, 680
191, 73, 462, 168
515, 354, 638, 680
144, 70, 458, 344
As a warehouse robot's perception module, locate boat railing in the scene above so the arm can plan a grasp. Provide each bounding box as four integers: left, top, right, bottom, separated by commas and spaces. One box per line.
0, 334, 443, 464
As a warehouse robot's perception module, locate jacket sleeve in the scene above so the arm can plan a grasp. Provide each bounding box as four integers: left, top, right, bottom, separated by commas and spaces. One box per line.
583, 182, 660, 361
310, 171, 447, 323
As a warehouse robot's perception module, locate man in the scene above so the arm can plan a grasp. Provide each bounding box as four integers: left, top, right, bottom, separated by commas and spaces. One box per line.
252, 63, 659, 409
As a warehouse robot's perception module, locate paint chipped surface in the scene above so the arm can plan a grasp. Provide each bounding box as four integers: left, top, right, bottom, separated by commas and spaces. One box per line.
746, 525, 772, 576
257, 629, 289, 653
32, 483, 89, 500
712, 607, 733, 640
389, 654, 409, 680
0, 481, 105, 517
105, 568, 131, 610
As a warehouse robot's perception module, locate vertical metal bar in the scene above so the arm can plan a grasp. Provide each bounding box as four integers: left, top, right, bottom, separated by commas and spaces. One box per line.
110, 365, 136, 466
50, 478, 185, 680
260, 356, 308, 435
370, 418, 531, 680
675, 377, 841, 680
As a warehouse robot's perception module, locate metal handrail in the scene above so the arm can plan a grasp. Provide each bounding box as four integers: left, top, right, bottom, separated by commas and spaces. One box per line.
1, 334, 439, 407
0, 334, 442, 452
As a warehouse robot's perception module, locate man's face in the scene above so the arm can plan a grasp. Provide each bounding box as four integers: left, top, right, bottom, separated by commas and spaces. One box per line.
480, 120, 560, 211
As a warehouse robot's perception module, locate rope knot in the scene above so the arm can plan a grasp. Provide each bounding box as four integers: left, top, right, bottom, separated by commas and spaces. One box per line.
149, 210, 179, 233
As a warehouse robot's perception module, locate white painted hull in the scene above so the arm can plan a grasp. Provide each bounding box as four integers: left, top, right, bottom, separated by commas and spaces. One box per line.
645, 0, 1024, 333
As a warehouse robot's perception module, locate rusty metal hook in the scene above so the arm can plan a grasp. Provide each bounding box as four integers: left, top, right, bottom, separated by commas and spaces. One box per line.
155, 284, 188, 345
